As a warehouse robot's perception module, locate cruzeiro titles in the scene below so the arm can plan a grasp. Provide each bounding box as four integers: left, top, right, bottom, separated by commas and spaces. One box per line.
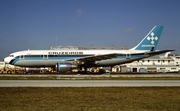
49, 51, 83, 55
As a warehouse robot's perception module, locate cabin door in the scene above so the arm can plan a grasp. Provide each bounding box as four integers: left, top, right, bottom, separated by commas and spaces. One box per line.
126, 54, 131, 59
20, 55, 24, 60
43, 55, 48, 60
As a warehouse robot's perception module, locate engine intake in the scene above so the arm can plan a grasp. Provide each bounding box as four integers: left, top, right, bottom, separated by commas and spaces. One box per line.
55, 63, 78, 72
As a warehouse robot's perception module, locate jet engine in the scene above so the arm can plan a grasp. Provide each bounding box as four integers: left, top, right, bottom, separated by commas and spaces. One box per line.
55, 63, 78, 72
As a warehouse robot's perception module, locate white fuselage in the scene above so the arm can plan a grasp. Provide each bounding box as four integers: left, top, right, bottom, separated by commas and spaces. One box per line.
4, 49, 148, 67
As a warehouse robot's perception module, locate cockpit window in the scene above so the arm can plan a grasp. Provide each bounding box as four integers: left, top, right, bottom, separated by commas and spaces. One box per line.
9, 55, 14, 57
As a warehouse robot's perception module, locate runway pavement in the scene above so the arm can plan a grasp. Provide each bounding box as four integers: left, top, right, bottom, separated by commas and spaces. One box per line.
1, 73, 180, 78
0, 80, 180, 87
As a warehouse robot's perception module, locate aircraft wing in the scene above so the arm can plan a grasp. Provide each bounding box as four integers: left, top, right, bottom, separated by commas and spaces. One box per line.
69, 49, 174, 63
71, 53, 126, 62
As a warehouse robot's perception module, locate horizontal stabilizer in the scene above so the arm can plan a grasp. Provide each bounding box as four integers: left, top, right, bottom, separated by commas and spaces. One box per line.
146, 49, 175, 57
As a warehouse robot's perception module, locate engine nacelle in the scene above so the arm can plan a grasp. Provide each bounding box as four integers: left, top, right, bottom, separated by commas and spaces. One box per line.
55, 63, 78, 72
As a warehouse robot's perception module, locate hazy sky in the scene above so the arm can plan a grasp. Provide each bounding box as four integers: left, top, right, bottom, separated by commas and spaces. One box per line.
0, 0, 180, 60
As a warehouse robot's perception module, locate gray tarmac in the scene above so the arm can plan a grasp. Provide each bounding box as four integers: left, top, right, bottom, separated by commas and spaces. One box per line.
1, 73, 180, 87
1, 73, 180, 77
0, 80, 180, 87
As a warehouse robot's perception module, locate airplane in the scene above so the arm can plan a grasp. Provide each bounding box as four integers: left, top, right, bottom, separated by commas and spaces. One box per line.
4, 26, 174, 73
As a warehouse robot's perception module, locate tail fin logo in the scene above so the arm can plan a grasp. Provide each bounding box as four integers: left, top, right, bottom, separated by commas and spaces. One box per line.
130, 26, 164, 51
147, 32, 158, 45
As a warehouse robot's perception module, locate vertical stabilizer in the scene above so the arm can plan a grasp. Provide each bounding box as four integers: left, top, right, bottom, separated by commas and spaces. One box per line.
130, 26, 164, 52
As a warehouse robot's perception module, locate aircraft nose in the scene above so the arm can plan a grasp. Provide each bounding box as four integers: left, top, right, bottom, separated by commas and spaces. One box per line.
4, 57, 10, 64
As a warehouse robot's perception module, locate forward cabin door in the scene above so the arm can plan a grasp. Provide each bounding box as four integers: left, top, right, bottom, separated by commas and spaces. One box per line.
20, 55, 24, 60
43, 54, 48, 60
